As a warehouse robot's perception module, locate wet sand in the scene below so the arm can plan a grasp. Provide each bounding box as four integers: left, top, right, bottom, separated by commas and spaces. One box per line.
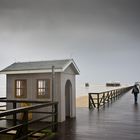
76, 96, 88, 107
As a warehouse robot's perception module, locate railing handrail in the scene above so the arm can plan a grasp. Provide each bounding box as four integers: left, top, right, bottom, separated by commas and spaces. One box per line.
0, 100, 58, 139
0, 97, 6, 99
0, 101, 58, 117
0, 98, 51, 103
89, 86, 133, 95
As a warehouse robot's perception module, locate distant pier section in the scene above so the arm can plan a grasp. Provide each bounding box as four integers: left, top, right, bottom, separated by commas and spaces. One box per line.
106, 82, 121, 87
88, 86, 133, 109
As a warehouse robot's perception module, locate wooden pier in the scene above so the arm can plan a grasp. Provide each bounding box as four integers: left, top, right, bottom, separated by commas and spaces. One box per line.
47, 87, 140, 140
0, 86, 135, 140
88, 86, 133, 109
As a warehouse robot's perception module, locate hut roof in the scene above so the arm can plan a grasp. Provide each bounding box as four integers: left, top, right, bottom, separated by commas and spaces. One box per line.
0, 59, 80, 75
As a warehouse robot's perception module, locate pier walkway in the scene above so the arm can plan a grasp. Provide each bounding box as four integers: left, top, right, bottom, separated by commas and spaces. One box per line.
48, 89, 140, 140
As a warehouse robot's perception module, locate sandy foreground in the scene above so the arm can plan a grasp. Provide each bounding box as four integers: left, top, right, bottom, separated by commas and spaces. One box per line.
76, 96, 88, 107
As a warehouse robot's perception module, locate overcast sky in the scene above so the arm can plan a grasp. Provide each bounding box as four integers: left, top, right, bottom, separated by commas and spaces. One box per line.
0, 0, 140, 92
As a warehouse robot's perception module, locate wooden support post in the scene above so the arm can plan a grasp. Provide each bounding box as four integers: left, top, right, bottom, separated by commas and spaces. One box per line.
97, 94, 100, 109
52, 66, 55, 132
103, 93, 105, 106
13, 102, 17, 125
16, 111, 28, 140
111, 91, 113, 101
115, 90, 117, 98
108, 92, 110, 102
89, 94, 96, 109
113, 90, 115, 99
52, 66, 55, 102
53, 103, 58, 132
88, 94, 91, 109
89, 94, 94, 109
117, 90, 119, 97
22, 111, 28, 140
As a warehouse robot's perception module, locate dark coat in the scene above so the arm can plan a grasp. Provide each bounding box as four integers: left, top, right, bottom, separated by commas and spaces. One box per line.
132, 86, 139, 94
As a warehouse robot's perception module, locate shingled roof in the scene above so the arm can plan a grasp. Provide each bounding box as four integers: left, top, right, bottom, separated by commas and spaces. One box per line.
0, 59, 80, 74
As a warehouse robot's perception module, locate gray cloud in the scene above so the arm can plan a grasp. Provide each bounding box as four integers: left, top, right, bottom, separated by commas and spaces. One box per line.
0, 0, 140, 85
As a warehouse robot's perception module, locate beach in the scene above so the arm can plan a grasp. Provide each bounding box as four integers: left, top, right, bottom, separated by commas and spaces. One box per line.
76, 95, 88, 107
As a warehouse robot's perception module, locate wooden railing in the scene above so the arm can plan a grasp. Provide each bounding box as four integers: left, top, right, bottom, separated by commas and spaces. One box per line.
0, 98, 58, 140
88, 86, 133, 109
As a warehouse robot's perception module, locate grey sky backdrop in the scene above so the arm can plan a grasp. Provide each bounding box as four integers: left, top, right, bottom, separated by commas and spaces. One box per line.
0, 0, 140, 94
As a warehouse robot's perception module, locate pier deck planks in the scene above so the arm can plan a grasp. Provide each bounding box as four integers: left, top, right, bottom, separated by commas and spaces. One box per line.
47, 90, 140, 140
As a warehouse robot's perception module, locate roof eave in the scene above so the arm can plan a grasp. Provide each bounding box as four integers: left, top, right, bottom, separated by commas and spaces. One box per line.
0, 69, 63, 74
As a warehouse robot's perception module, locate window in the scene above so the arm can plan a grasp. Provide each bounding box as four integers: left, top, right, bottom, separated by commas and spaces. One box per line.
15, 80, 27, 98
37, 79, 50, 98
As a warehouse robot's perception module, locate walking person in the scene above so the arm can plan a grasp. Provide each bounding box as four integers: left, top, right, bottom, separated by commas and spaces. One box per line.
132, 84, 139, 104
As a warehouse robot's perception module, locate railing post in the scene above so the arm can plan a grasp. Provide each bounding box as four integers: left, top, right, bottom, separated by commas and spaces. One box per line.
52, 103, 58, 132
115, 90, 117, 98
13, 102, 17, 125
97, 94, 100, 109
22, 111, 28, 140
108, 92, 110, 102
54, 103, 58, 132
113, 90, 115, 99
103, 93, 105, 106
88, 93, 96, 109
111, 91, 113, 102
88, 94, 90, 109
16, 111, 28, 140
88, 93, 91, 109
117, 90, 119, 97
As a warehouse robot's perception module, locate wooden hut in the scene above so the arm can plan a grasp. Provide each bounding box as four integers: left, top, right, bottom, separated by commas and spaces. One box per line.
0, 59, 80, 122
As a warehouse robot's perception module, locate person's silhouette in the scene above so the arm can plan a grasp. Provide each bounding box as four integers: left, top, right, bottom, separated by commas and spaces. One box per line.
132, 84, 139, 104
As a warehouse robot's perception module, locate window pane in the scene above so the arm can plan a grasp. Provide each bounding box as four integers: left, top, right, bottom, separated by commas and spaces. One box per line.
39, 81, 41, 88
15, 80, 27, 98
37, 79, 50, 98
20, 81, 24, 88
16, 89, 19, 96
16, 81, 19, 88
